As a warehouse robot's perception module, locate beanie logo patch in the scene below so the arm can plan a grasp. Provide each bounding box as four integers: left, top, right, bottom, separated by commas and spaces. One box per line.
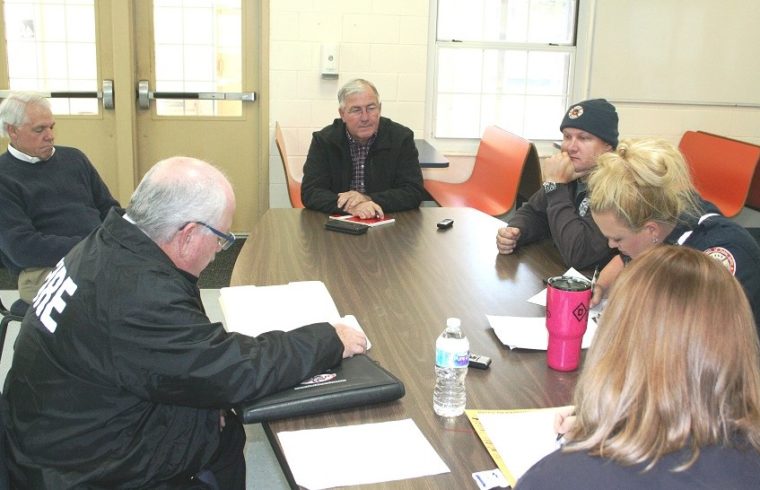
567, 105, 584, 119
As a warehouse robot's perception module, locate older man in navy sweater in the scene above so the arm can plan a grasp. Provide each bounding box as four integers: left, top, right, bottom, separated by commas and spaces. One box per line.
0, 92, 119, 310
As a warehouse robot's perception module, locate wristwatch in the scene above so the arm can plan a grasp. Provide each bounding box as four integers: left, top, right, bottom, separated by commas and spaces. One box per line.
543, 181, 558, 194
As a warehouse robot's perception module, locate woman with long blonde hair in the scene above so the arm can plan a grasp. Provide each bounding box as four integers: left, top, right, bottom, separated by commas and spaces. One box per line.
518, 246, 760, 490
518, 246, 760, 488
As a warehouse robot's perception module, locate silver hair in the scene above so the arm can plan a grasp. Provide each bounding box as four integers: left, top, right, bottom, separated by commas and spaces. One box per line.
337, 79, 380, 109
126, 157, 228, 244
0, 92, 51, 138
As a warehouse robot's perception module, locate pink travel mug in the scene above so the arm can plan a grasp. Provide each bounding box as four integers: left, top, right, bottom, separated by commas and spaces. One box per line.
545, 276, 592, 371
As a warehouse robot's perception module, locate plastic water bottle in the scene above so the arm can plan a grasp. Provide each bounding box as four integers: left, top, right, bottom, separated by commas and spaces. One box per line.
433, 317, 469, 417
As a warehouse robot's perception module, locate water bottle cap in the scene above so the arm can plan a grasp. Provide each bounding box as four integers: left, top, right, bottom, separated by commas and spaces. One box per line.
446, 317, 461, 328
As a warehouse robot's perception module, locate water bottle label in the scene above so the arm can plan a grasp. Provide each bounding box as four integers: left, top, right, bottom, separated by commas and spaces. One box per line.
436, 349, 469, 368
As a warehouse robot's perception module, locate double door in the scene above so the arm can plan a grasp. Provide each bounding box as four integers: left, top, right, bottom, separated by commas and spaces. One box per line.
0, 0, 267, 231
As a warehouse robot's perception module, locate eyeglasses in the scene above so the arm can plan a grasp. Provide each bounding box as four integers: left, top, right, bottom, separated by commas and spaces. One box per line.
193, 221, 235, 251
346, 104, 379, 117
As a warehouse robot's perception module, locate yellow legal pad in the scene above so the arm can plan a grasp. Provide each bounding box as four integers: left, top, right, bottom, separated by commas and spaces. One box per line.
466, 406, 571, 487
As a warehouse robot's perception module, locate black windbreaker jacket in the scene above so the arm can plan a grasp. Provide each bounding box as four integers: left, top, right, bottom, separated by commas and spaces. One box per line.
3, 209, 343, 488
301, 116, 425, 214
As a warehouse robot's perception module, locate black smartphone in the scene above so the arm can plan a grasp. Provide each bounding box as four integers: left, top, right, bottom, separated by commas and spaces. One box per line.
324, 220, 369, 235
437, 219, 454, 230
468, 353, 491, 369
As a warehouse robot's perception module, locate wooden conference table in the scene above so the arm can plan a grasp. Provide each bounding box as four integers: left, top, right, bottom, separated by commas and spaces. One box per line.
230, 207, 579, 489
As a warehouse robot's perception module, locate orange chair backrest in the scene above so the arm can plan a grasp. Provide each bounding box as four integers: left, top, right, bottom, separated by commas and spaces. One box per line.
275, 122, 304, 208
467, 125, 538, 208
678, 130, 760, 217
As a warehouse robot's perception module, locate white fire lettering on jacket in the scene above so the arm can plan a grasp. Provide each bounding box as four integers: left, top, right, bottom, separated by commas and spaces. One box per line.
32, 259, 78, 333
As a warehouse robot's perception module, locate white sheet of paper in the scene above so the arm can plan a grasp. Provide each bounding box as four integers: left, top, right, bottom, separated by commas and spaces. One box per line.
278, 419, 450, 489
218, 280, 370, 348
477, 408, 568, 483
487, 314, 598, 350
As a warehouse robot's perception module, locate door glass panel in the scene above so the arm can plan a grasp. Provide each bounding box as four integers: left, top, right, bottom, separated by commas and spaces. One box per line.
153, 0, 242, 116
3, 0, 98, 115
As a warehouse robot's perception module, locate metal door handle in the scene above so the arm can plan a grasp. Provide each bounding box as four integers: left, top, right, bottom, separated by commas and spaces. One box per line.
0, 80, 115, 110
137, 80, 256, 110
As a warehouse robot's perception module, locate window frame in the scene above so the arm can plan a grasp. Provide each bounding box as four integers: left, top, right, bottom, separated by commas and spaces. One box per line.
424, 0, 595, 156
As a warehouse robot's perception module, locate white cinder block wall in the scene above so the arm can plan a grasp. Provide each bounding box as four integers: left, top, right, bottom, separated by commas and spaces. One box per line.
268, 0, 760, 208
617, 104, 760, 147
269, 0, 430, 208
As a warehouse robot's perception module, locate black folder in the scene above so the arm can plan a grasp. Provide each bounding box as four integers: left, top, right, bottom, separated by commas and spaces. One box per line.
239, 354, 405, 424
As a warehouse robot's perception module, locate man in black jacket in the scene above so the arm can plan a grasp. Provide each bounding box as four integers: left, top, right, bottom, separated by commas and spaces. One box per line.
3, 156, 368, 489
301, 78, 425, 218
495, 98, 619, 270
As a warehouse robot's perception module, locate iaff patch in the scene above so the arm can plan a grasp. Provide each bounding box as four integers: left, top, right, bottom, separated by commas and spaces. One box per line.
567, 105, 584, 119
704, 247, 737, 275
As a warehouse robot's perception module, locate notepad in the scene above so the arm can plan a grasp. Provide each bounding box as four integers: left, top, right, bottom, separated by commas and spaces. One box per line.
467, 407, 571, 487
218, 280, 370, 348
329, 213, 396, 227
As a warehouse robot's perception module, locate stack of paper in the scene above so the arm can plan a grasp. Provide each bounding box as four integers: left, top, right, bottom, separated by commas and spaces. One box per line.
487, 315, 598, 350
487, 268, 602, 350
219, 280, 370, 347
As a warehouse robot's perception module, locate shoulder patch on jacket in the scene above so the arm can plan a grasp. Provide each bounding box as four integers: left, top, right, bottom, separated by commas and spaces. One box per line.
704, 247, 736, 275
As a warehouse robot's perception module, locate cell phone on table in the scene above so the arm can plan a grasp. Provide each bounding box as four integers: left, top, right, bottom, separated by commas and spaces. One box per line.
468, 353, 491, 369
437, 219, 454, 230
324, 219, 369, 235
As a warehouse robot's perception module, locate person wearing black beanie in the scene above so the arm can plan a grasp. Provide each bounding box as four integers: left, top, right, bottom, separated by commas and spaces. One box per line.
496, 98, 619, 270
559, 98, 619, 148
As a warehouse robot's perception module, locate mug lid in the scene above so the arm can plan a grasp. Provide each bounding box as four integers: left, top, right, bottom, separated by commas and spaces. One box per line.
547, 275, 591, 291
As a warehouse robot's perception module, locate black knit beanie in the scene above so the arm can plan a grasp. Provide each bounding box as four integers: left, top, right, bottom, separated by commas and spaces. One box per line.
559, 98, 619, 148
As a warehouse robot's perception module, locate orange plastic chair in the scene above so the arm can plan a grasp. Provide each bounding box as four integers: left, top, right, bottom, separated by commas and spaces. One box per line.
696, 131, 760, 212
423, 126, 541, 216
678, 131, 760, 217
275, 122, 304, 208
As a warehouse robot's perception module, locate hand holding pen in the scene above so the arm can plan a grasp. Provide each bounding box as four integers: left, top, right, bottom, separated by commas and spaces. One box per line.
554, 406, 576, 445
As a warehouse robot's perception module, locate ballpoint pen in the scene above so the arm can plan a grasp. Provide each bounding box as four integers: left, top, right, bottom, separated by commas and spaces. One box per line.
590, 266, 599, 291
555, 431, 566, 448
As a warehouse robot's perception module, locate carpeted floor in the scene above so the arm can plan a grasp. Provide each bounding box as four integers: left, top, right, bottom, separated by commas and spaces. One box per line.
0, 239, 245, 290
197, 238, 245, 288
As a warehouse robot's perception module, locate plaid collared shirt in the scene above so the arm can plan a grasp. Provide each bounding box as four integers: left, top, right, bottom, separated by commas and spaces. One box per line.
346, 130, 376, 194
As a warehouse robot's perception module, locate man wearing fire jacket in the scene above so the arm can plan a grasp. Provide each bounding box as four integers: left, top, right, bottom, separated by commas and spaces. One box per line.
2, 156, 368, 489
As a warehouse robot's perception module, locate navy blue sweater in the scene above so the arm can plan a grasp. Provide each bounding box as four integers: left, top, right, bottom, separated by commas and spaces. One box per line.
0, 146, 119, 273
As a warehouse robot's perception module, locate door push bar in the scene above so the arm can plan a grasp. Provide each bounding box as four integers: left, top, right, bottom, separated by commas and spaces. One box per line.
0, 80, 115, 110
137, 80, 256, 110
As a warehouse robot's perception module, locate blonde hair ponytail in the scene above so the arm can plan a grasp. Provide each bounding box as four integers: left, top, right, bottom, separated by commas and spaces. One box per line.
588, 138, 699, 229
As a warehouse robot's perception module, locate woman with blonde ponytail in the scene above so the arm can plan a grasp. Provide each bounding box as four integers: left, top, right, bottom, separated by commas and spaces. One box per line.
583, 138, 760, 332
